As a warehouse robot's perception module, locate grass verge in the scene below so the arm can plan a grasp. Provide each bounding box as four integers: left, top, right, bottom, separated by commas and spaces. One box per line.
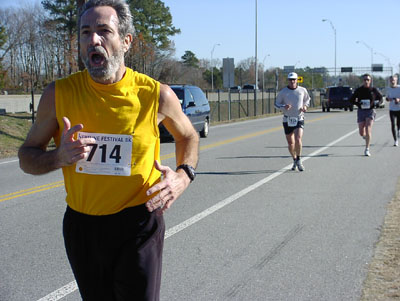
361, 178, 400, 300
0, 113, 33, 159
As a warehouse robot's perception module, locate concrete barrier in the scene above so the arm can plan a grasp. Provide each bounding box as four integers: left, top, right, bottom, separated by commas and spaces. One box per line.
0, 95, 41, 113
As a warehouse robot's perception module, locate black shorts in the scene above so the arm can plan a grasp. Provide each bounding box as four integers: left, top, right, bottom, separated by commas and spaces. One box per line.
63, 204, 165, 301
283, 120, 305, 135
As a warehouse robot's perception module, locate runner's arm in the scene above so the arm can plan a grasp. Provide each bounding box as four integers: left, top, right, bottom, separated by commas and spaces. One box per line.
146, 84, 199, 213
18, 82, 95, 175
18, 82, 61, 174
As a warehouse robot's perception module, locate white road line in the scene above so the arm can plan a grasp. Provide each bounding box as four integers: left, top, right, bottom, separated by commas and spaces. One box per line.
36, 122, 378, 301
0, 159, 18, 165
37, 282, 77, 301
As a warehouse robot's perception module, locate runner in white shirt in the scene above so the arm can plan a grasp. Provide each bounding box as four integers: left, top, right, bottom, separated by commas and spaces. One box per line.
386, 75, 400, 146
275, 72, 310, 171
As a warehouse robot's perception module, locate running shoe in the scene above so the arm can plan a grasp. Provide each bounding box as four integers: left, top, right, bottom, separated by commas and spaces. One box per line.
364, 148, 371, 156
296, 159, 305, 171
291, 161, 297, 171
395, 140, 398, 147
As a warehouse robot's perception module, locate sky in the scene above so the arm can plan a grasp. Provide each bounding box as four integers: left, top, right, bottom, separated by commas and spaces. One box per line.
1, 0, 399, 74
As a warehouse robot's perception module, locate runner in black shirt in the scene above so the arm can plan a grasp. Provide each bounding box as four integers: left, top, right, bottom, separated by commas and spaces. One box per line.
350, 73, 382, 156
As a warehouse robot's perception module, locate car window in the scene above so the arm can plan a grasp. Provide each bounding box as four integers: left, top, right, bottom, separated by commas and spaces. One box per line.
184, 88, 195, 106
189, 87, 208, 106
329, 87, 352, 96
171, 88, 184, 104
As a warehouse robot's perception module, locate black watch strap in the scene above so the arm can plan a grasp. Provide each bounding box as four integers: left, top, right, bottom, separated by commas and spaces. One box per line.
176, 164, 196, 182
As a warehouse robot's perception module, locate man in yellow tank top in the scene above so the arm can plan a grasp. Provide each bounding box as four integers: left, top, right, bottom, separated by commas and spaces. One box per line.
18, 0, 199, 299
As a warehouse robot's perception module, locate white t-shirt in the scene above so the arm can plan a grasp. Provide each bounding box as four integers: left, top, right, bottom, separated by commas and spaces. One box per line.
386, 85, 400, 111
275, 86, 311, 121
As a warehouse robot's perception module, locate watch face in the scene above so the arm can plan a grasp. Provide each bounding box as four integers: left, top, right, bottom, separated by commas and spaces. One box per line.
186, 166, 195, 181
177, 164, 195, 182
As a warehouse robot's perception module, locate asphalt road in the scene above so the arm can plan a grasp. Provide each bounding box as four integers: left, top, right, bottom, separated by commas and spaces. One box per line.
1, 107, 399, 301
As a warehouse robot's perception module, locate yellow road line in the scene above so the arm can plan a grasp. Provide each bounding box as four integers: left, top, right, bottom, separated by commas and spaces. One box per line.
0, 181, 65, 202
2, 115, 332, 203
167, 115, 331, 154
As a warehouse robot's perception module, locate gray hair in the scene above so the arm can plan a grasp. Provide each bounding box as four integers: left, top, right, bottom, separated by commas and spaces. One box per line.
78, 0, 135, 39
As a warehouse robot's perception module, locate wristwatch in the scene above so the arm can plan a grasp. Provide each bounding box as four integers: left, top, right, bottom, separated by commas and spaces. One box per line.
176, 164, 196, 182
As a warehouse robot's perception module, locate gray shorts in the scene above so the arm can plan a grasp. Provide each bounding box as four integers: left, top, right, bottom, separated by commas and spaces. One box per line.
357, 108, 376, 123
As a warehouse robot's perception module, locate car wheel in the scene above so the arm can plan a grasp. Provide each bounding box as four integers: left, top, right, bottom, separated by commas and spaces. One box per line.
349, 106, 353, 112
327, 107, 330, 112
200, 118, 209, 138
344, 107, 348, 111
322, 105, 326, 112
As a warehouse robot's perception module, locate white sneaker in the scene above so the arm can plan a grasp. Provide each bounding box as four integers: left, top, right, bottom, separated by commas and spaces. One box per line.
395, 140, 398, 147
364, 148, 371, 156
291, 161, 297, 171
296, 159, 305, 171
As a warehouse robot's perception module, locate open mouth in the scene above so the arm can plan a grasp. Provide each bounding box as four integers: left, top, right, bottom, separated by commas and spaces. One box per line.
89, 51, 105, 66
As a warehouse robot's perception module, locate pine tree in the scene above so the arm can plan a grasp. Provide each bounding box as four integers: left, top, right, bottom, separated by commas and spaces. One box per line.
41, 0, 78, 75
128, 0, 180, 50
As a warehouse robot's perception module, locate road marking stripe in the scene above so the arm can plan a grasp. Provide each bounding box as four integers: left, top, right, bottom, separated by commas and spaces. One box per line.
0, 159, 19, 165
3, 115, 330, 203
0, 181, 65, 202
162, 115, 332, 159
37, 114, 362, 301
37, 281, 78, 301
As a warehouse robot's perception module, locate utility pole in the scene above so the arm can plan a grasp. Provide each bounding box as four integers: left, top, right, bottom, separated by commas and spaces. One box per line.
254, 0, 258, 115
77, 0, 86, 70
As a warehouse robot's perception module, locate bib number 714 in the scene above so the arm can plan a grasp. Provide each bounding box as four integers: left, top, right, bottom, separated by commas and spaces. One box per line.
87, 143, 122, 163
76, 132, 132, 176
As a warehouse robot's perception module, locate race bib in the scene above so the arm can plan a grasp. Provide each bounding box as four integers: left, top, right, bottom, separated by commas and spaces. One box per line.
360, 99, 370, 109
75, 132, 132, 176
287, 116, 299, 127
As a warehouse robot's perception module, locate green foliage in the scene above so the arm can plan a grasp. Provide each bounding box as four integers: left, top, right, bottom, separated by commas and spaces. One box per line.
41, 0, 77, 35
129, 0, 180, 49
372, 76, 386, 89
181, 50, 199, 68
203, 67, 222, 89
0, 26, 6, 50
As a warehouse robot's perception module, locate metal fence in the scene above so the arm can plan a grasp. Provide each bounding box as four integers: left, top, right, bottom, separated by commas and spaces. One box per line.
206, 89, 321, 123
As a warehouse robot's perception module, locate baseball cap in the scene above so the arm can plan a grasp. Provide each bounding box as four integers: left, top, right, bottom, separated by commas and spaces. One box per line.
287, 72, 298, 79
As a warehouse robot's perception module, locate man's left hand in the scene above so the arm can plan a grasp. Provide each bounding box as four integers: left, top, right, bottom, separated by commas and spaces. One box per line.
300, 105, 307, 112
145, 160, 191, 214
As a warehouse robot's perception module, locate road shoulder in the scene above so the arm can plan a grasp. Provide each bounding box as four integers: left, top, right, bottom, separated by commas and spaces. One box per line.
361, 177, 400, 300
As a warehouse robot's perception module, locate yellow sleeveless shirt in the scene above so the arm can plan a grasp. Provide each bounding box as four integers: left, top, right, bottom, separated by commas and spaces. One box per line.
54, 68, 160, 215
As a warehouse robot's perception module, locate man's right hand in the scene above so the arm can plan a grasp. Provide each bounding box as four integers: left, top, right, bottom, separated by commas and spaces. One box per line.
56, 117, 96, 167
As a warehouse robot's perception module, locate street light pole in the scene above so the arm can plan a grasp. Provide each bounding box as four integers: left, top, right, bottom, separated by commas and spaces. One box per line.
375, 52, 392, 75
211, 43, 220, 91
254, 0, 258, 116
322, 19, 336, 77
356, 40, 373, 67
255, 0, 258, 90
262, 54, 270, 91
